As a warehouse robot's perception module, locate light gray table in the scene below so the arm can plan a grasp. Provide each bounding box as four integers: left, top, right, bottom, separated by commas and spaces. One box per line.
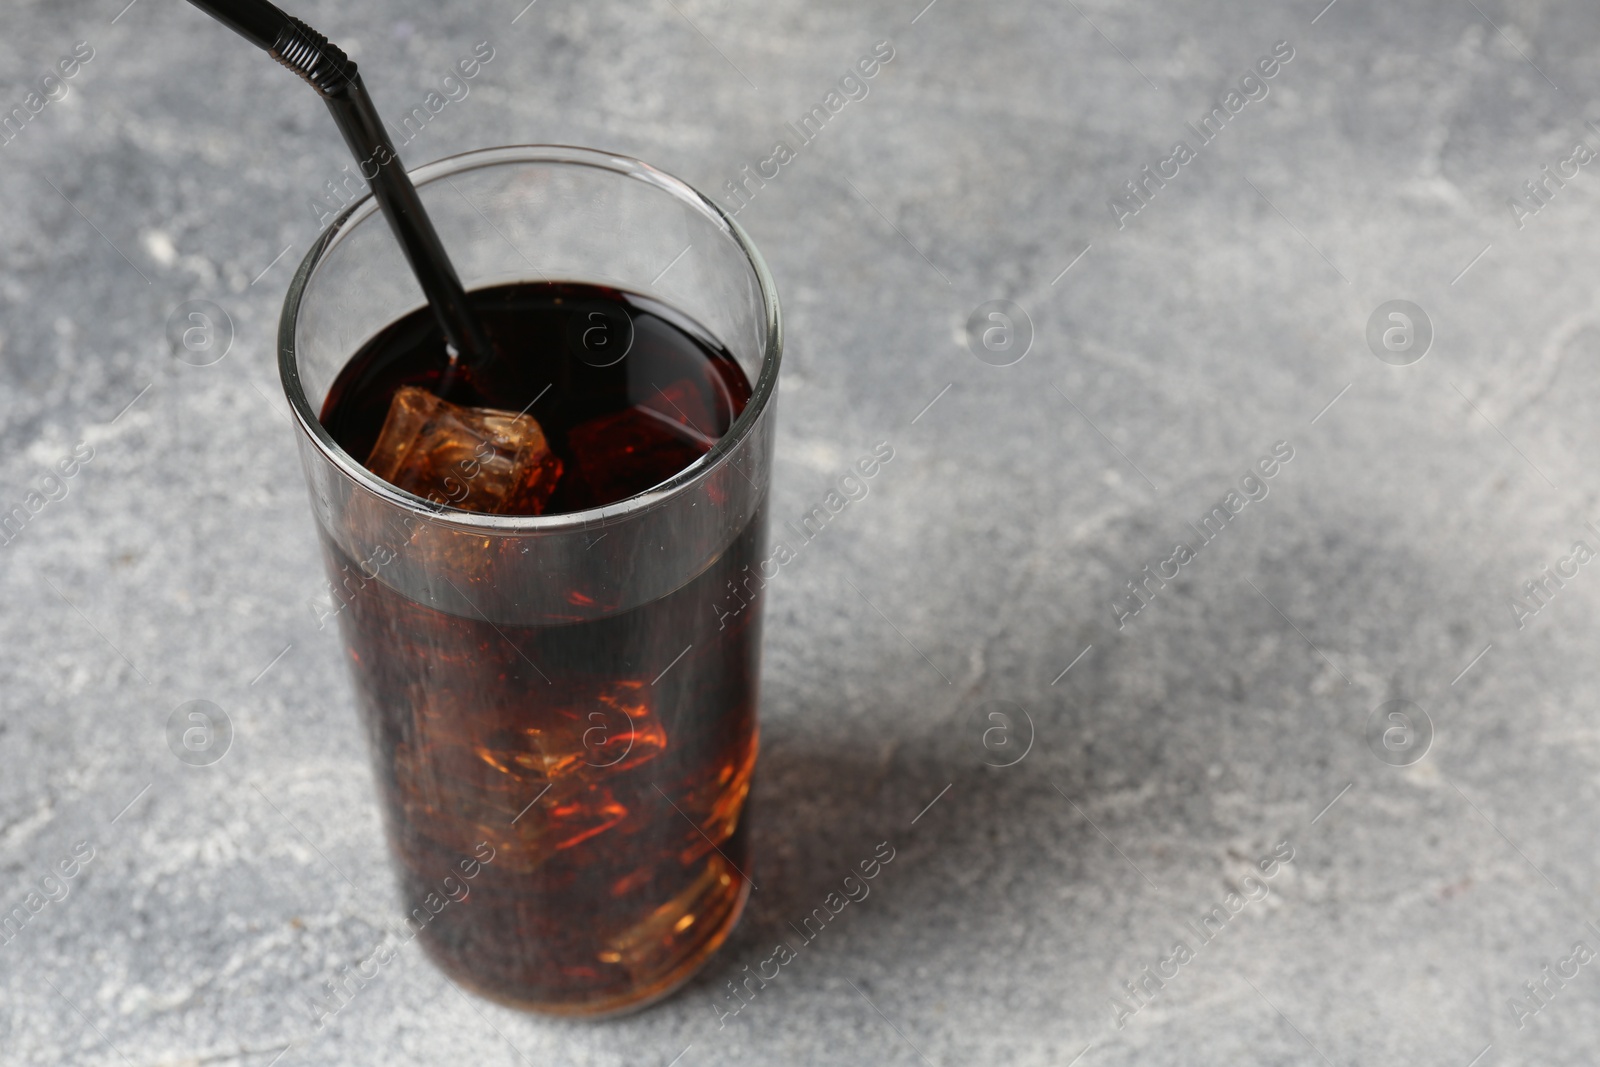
3, 0, 1599, 1063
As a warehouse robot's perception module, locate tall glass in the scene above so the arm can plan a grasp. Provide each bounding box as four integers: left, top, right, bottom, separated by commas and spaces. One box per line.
278, 146, 780, 1016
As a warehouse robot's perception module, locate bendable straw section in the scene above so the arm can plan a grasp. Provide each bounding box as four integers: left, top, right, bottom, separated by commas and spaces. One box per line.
268, 15, 353, 97
183, 0, 494, 371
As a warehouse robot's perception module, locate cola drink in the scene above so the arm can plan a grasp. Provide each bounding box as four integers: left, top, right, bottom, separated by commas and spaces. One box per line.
317, 281, 762, 1014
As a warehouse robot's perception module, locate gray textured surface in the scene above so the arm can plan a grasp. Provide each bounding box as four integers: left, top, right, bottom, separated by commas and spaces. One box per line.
3, 0, 1600, 1063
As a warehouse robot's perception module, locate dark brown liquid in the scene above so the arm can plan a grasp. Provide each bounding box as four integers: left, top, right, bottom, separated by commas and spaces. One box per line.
320, 283, 761, 1014
321, 282, 752, 514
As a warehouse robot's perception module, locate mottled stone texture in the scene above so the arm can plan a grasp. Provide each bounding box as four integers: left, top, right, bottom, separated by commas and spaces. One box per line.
3, 0, 1600, 1063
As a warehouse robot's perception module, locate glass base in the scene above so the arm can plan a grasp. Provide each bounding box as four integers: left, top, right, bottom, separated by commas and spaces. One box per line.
419, 877, 752, 1018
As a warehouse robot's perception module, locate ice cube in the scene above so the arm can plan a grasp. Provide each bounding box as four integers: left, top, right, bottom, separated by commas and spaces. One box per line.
642, 378, 716, 441
392, 680, 669, 873
599, 855, 739, 972
365, 385, 563, 515
565, 403, 716, 505
571, 680, 669, 774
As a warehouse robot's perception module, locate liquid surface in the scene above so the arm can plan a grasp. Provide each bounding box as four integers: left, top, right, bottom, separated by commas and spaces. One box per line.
321, 281, 753, 514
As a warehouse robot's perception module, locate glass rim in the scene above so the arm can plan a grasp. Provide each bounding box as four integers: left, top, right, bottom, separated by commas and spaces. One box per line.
277, 143, 782, 533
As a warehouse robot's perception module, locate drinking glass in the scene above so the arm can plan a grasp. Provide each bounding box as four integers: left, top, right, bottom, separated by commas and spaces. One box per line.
278, 145, 780, 1016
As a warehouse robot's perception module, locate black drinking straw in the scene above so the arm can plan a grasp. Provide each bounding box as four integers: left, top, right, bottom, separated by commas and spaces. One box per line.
184, 0, 493, 369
